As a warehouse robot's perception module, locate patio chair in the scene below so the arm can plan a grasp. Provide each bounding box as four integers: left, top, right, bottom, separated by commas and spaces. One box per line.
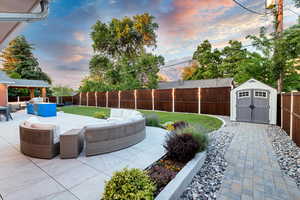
19, 122, 59, 159
0, 106, 12, 121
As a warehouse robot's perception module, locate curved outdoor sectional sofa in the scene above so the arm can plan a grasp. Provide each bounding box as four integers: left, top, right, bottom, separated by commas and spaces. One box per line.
83, 109, 146, 156
19, 109, 146, 158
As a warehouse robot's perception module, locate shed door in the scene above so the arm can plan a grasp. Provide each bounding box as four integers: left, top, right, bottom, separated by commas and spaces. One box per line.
252, 90, 269, 123
236, 90, 252, 122
236, 90, 269, 124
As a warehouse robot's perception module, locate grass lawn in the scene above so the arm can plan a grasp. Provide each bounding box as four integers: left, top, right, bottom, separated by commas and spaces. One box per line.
58, 106, 223, 132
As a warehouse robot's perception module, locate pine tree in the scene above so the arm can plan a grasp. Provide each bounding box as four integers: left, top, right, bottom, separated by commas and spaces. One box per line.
0, 35, 51, 83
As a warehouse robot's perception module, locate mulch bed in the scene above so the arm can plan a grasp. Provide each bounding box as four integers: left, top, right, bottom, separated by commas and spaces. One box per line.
145, 155, 187, 196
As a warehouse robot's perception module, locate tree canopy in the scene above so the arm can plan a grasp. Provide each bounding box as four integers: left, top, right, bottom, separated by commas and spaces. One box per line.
0, 35, 51, 83
182, 17, 300, 91
81, 13, 164, 92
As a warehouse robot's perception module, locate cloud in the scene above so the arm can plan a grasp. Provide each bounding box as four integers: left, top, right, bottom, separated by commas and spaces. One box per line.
73, 32, 86, 42
20, 0, 300, 88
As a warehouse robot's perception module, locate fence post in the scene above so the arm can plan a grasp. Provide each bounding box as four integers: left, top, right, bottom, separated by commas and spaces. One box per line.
198, 88, 201, 114
86, 92, 89, 107
134, 90, 137, 110
172, 88, 175, 112
106, 91, 109, 108
95, 92, 98, 107
79, 92, 82, 106
152, 89, 155, 111
281, 93, 284, 128
290, 91, 295, 140
118, 91, 121, 108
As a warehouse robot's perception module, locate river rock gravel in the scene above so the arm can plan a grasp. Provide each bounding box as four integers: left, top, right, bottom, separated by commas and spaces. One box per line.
267, 126, 300, 188
180, 126, 235, 200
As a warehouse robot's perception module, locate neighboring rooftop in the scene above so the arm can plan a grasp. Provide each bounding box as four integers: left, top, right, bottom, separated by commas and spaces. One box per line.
158, 78, 234, 89
0, 70, 50, 88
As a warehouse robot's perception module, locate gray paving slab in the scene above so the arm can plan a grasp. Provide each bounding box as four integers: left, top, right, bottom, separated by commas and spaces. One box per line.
217, 121, 300, 200
0, 110, 167, 200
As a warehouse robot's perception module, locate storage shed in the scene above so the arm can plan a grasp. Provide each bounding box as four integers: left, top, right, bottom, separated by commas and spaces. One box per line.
230, 79, 277, 124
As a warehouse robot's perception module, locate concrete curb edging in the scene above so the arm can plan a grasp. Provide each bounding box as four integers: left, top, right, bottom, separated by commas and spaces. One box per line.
155, 151, 207, 200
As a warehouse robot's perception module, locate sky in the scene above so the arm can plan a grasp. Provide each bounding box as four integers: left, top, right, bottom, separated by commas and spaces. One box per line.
19, 0, 300, 88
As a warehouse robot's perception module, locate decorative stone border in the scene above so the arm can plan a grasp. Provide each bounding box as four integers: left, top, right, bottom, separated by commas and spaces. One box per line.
155, 151, 206, 200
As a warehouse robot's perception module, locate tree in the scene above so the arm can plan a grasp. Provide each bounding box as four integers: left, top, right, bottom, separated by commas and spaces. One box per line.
83, 13, 164, 91
247, 17, 300, 91
51, 86, 74, 97
191, 40, 222, 79
0, 35, 51, 83
90, 13, 158, 58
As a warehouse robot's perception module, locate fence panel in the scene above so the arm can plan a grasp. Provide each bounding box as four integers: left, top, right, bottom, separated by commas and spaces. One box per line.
88, 92, 96, 107
108, 91, 119, 108
80, 92, 87, 106
201, 87, 230, 116
154, 89, 172, 112
48, 96, 57, 103
62, 96, 73, 104
292, 93, 300, 146
73, 94, 80, 105
174, 88, 198, 113
120, 90, 135, 109
137, 89, 152, 110
282, 94, 291, 135
97, 92, 106, 107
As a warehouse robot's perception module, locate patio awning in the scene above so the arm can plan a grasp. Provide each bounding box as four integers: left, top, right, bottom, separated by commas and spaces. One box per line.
0, 0, 41, 50
0, 71, 50, 88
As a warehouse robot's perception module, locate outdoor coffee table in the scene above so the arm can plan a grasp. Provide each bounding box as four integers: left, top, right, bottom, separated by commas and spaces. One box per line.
60, 129, 83, 159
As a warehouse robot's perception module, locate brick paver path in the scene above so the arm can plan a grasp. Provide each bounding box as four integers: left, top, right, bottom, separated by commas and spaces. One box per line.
217, 122, 300, 200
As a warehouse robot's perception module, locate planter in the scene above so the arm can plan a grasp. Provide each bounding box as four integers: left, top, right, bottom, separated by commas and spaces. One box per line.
155, 151, 206, 200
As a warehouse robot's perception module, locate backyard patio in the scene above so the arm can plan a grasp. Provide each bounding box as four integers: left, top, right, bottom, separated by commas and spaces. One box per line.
0, 110, 167, 200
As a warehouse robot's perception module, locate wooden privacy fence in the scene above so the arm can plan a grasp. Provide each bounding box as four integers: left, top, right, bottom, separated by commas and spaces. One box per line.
279, 92, 300, 147
74, 87, 231, 116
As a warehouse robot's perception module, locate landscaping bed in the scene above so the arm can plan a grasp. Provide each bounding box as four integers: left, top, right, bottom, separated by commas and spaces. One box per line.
100, 118, 214, 199
146, 155, 186, 196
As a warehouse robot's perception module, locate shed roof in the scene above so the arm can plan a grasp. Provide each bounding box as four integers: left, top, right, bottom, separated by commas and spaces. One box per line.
232, 78, 277, 92
0, 71, 50, 88
158, 78, 233, 89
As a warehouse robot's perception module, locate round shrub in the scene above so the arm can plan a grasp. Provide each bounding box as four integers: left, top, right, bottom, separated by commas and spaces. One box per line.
102, 168, 156, 200
145, 114, 160, 127
164, 133, 199, 163
93, 111, 107, 119
179, 126, 208, 152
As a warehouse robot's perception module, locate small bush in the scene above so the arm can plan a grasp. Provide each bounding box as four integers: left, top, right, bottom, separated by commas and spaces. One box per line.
93, 111, 107, 119
179, 125, 209, 152
164, 133, 199, 163
102, 168, 156, 200
148, 165, 177, 195
173, 121, 188, 130
145, 114, 160, 127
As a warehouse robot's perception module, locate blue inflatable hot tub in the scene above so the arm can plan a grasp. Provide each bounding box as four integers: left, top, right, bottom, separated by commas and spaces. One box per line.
27, 103, 57, 117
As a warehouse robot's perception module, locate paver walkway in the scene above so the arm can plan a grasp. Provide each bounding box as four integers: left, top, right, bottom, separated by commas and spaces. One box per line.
217, 122, 300, 200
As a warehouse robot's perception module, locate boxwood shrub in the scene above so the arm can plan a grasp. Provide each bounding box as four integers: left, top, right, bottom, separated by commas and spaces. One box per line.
102, 168, 156, 200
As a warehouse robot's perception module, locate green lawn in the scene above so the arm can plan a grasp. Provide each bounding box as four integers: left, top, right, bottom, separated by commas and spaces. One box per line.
58, 106, 222, 132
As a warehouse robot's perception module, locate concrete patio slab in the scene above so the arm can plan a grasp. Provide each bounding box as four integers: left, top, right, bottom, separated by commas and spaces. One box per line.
0, 110, 167, 200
